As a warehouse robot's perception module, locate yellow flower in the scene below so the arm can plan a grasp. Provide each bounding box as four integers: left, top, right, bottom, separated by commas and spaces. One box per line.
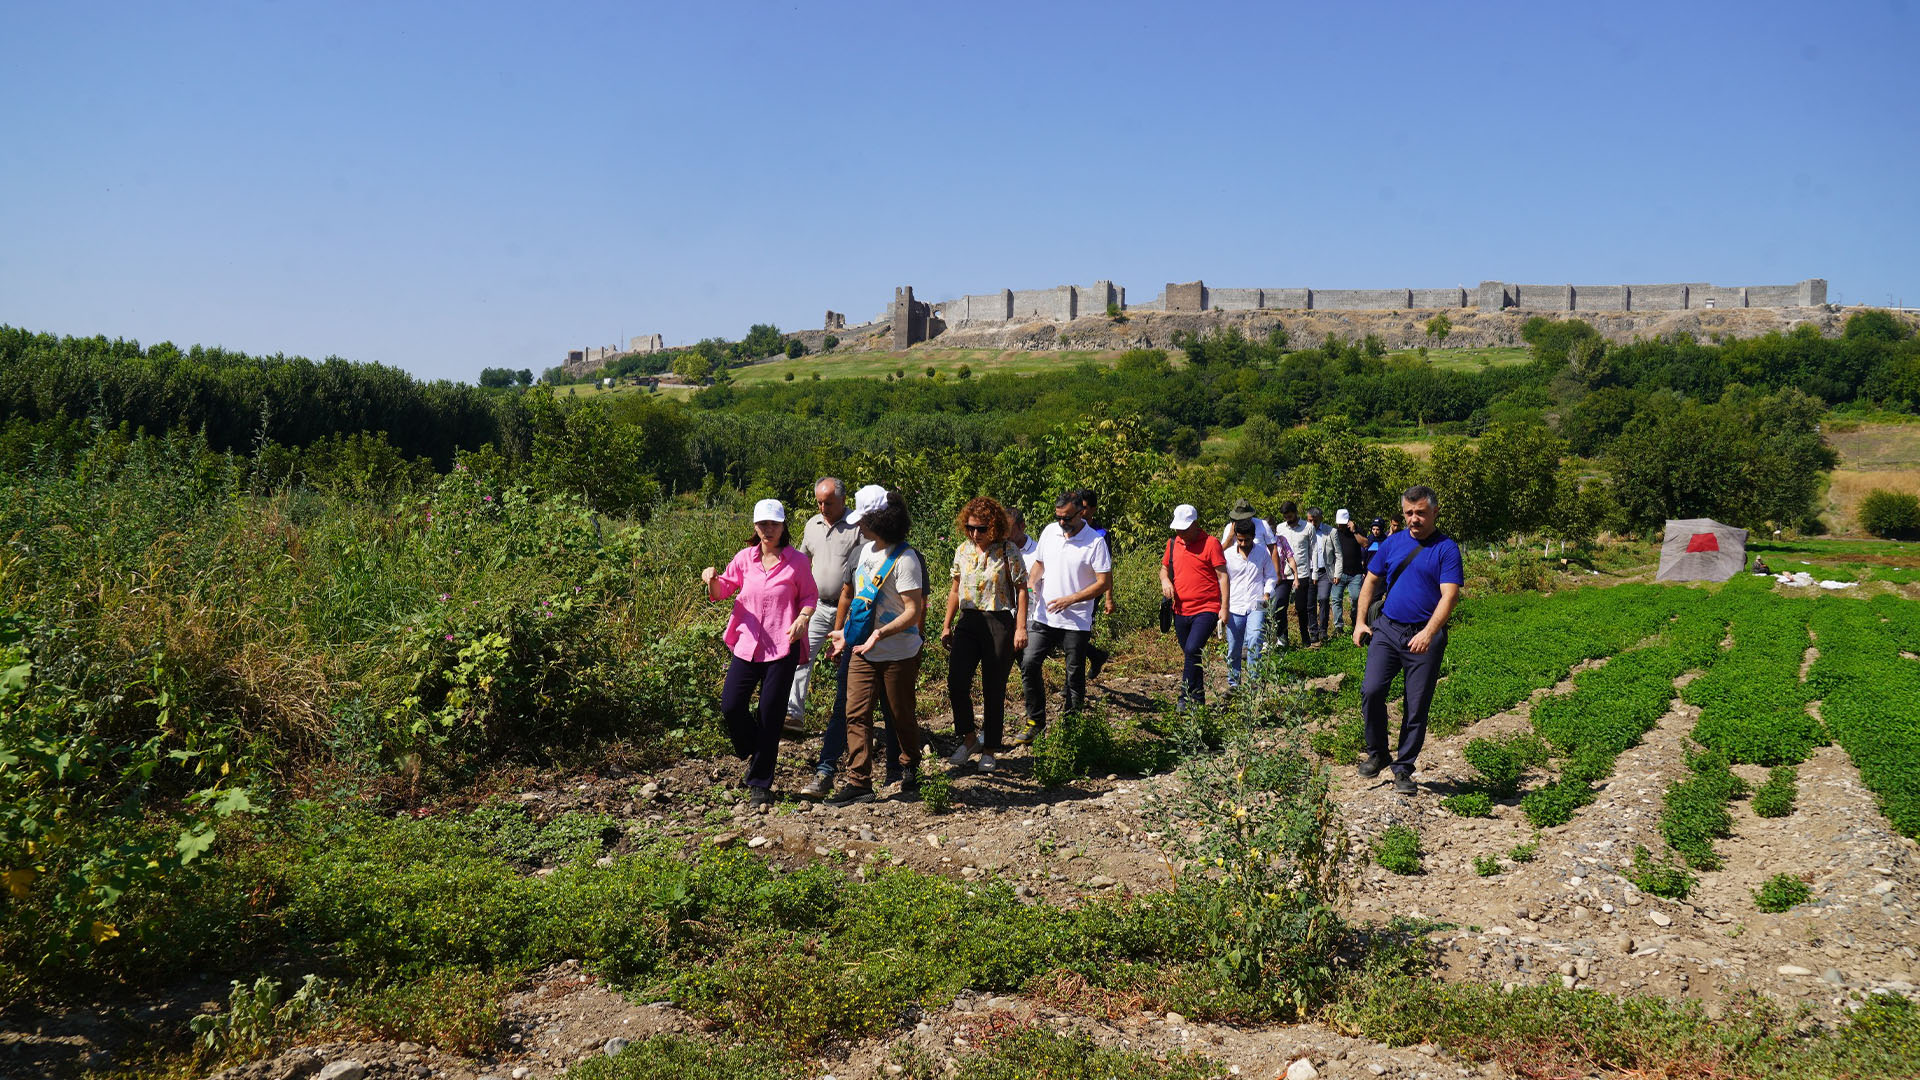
90, 920, 119, 943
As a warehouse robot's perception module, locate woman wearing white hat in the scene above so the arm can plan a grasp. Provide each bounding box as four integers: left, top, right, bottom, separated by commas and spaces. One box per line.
702, 498, 819, 811
1159, 504, 1229, 708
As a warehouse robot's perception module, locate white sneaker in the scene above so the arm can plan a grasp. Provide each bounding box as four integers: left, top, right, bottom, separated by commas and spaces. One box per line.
978, 753, 996, 773
948, 738, 978, 767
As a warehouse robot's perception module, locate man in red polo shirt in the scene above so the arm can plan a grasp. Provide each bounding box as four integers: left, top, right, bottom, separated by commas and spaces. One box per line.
1160, 504, 1229, 709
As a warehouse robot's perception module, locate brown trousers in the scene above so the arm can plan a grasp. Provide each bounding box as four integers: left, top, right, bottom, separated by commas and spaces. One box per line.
845, 650, 923, 786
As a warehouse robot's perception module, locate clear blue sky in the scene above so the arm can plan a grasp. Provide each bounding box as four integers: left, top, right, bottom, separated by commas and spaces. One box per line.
4, 0, 1915, 382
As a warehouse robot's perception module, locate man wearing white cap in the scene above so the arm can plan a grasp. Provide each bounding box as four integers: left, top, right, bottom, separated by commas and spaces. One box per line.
1329, 508, 1367, 637
797, 482, 899, 799
1014, 490, 1112, 742
1160, 504, 1228, 707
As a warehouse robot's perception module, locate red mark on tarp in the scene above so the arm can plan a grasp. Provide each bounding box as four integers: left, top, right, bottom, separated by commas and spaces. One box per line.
1686, 533, 1720, 553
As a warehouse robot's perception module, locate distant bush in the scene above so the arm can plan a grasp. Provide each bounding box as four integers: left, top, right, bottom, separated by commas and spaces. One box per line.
1473, 854, 1501, 877
822, 334, 839, 351
1751, 766, 1799, 818
1754, 873, 1812, 913
784, 338, 806, 359
1859, 490, 1920, 540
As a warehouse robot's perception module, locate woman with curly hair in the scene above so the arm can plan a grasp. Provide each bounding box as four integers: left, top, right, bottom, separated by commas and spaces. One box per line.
940, 495, 1028, 771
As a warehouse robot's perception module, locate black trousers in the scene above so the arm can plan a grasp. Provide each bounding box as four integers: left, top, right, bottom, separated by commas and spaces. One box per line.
1022, 623, 1091, 726
950, 609, 1017, 749
1172, 610, 1219, 704
720, 651, 800, 789
1270, 576, 1317, 644
1359, 617, 1448, 776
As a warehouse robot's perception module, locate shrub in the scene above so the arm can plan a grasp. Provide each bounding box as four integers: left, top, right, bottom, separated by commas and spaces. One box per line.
341, 967, 511, 1056
919, 767, 953, 814
1372, 826, 1423, 875
570, 1033, 800, 1080
822, 334, 839, 351
957, 363, 972, 380
1508, 835, 1539, 863
1658, 748, 1748, 870
1521, 778, 1593, 828
1474, 854, 1501, 877
189, 974, 328, 1066
1626, 844, 1695, 900
1751, 766, 1799, 818
1462, 732, 1549, 796
1441, 792, 1493, 818
1754, 873, 1812, 913
1860, 490, 1920, 540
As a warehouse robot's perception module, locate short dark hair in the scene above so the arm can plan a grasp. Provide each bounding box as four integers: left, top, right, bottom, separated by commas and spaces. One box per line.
1279, 500, 1298, 516
1305, 506, 1323, 519
1076, 488, 1099, 508
1232, 519, 1255, 537
1009, 506, 1026, 529
862, 489, 911, 544
1054, 490, 1082, 510
1401, 485, 1439, 511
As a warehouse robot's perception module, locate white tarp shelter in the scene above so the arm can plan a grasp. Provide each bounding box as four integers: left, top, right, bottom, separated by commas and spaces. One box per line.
1656, 518, 1749, 582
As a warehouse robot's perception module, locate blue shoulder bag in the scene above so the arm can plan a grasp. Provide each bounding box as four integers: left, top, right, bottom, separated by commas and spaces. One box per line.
843, 544, 907, 648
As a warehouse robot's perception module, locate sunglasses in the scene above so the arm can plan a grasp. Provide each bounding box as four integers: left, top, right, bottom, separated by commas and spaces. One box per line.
964, 523, 989, 534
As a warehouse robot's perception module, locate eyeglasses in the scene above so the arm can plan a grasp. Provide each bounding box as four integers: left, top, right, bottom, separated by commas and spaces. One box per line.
964, 523, 989, 534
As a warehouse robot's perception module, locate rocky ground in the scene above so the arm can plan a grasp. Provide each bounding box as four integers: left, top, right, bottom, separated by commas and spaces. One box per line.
9, 643, 1918, 1080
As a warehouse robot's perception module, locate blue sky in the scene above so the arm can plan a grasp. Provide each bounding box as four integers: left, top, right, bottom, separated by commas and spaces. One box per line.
3, 0, 1915, 382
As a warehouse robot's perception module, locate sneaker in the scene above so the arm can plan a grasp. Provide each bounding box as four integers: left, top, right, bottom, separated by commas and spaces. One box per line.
748, 786, 775, 811
977, 752, 997, 773
1087, 648, 1108, 681
826, 783, 875, 806
897, 768, 921, 796
948, 737, 980, 767
796, 773, 833, 801
1357, 753, 1392, 778
1010, 722, 1043, 747
1392, 772, 1418, 796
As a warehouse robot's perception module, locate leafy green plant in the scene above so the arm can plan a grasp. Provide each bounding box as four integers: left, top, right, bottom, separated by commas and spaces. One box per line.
1521, 778, 1593, 828
1508, 835, 1539, 863
189, 974, 327, 1064
569, 1033, 801, 1080
1859, 490, 1920, 540
919, 767, 953, 814
1752, 766, 1799, 818
1441, 791, 1493, 818
1372, 826, 1423, 875
342, 967, 513, 1055
1658, 747, 1749, 870
1473, 854, 1501, 877
1626, 844, 1696, 901
1461, 732, 1548, 796
1754, 873, 1812, 913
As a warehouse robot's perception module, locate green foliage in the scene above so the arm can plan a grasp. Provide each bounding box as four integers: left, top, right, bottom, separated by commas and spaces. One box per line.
1508, 835, 1539, 863
1682, 597, 1820, 766
940, 1027, 1218, 1080
458, 801, 621, 866
1029, 705, 1173, 788
478, 367, 518, 388
189, 974, 327, 1065
571, 1034, 802, 1080
1626, 844, 1696, 900
1658, 747, 1750, 870
1806, 597, 1920, 838
821, 334, 839, 351
1441, 792, 1494, 818
1461, 732, 1549, 797
1372, 825, 1423, 875
1754, 873, 1812, 913
1424, 313, 1452, 346
1473, 853, 1501, 876
919, 766, 953, 814
1521, 779, 1594, 828
1751, 766, 1799, 818
341, 966, 511, 1055
1860, 489, 1920, 540
784, 337, 806, 359
1606, 387, 1836, 532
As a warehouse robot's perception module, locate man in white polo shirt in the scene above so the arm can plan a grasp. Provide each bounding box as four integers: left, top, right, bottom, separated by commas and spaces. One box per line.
1014, 490, 1112, 744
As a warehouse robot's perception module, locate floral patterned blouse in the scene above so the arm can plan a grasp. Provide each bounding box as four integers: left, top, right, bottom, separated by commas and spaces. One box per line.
950, 539, 1028, 614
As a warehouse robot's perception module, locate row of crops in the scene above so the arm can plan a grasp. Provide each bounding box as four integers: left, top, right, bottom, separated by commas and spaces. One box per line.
1289, 575, 1920, 854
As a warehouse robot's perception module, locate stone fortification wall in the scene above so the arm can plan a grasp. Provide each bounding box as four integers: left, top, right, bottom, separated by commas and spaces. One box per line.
939, 281, 1122, 326
1475, 279, 1826, 312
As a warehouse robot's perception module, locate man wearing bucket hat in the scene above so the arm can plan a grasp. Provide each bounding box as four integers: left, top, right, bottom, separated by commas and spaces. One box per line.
701, 498, 819, 811
1161, 504, 1228, 708
1219, 498, 1288, 580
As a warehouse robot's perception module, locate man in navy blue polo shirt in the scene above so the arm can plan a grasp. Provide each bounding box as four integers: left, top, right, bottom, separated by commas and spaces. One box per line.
1350, 485, 1463, 795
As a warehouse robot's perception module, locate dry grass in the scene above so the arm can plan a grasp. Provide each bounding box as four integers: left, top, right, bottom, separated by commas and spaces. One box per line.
1824, 469, 1920, 535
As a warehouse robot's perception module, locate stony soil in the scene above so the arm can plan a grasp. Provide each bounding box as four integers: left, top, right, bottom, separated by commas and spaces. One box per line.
10, 645, 1918, 1080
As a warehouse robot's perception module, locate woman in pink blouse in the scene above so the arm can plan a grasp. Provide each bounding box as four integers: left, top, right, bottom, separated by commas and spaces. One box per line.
701, 498, 819, 811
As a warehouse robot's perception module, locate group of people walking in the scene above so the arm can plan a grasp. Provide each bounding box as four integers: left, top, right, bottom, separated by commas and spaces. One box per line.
701, 478, 1461, 805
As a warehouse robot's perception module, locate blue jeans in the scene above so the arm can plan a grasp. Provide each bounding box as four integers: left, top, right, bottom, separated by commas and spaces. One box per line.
1330, 573, 1363, 633
1172, 611, 1219, 705
1224, 607, 1266, 687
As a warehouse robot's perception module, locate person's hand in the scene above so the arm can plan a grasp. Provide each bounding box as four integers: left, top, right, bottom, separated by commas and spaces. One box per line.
940, 624, 954, 647
1047, 595, 1075, 614
789, 617, 808, 644
1408, 627, 1434, 654
1352, 622, 1369, 648
1103, 595, 1115, 615
852, 635, 879, 658
1013, 628, 1028, 652
828, 629, 846, 659
1160, 580, 1175, 601
700, 566, 717, 585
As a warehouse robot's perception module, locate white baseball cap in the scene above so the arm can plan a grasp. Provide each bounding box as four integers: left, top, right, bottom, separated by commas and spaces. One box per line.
1168, 504, 1198, 530
752, 498, 785, 523
844, 484, 889, 525
1335, 508, 1351, 525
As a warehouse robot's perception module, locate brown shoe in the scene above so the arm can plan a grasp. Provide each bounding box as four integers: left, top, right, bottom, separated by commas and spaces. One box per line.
796, 772, 833, 801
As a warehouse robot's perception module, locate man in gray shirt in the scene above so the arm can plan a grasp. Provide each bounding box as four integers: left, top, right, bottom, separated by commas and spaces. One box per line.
789, 477, 863, 725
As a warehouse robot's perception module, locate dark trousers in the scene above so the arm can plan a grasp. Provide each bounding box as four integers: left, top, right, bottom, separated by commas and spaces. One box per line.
818, 645, 895, 778
1085, 610, 1111, 674
1359, 617, 1448, 776
1312, 573, 1334, 641
950, 609, 1017, 749
1271, 577, 1316, 645
720, 651, 800, 789
1022, 623, 1091, 726
1172, 610, 1219, 705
